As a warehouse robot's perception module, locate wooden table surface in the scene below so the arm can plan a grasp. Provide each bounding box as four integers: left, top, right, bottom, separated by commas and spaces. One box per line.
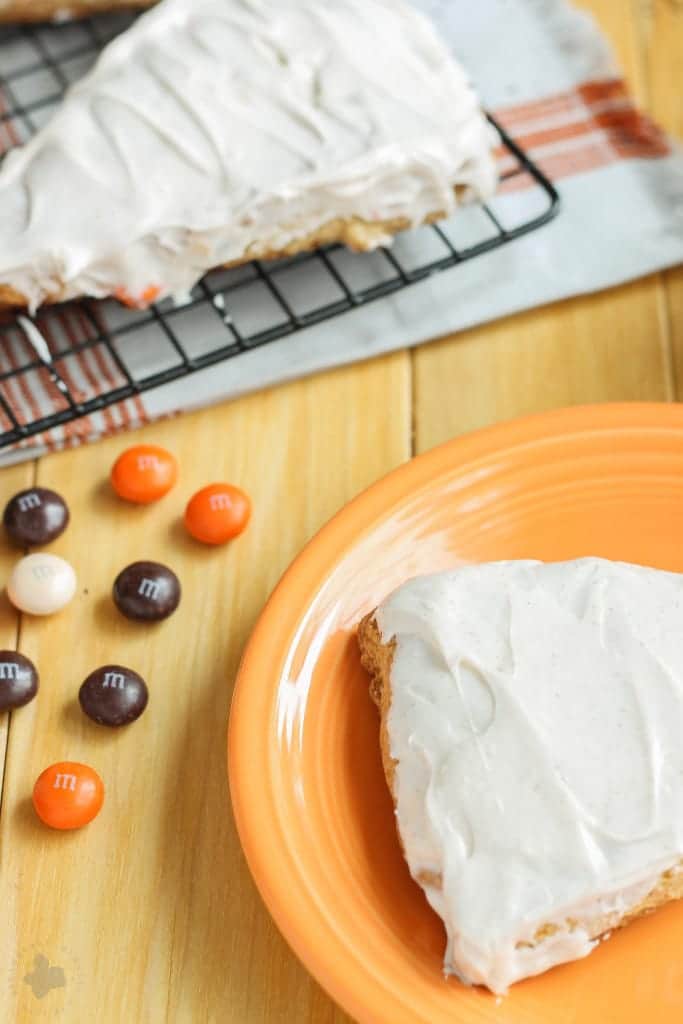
1, 2, 681, 1021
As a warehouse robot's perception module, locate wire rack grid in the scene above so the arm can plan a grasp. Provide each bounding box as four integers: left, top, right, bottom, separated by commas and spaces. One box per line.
0, 13, 560, 450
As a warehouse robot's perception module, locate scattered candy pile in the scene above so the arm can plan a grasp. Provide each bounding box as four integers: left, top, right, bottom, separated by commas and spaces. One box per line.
1, 443, 251, 831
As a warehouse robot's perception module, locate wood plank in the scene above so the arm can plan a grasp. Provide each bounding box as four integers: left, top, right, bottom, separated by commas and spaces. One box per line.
413, 0, 675, 453
631, 0, 683, 399
665, 267, 683, 399
0, 463, 35, 797
633, 0, 683, 137
0, 354, 409, 1023
414, 276, 673, 452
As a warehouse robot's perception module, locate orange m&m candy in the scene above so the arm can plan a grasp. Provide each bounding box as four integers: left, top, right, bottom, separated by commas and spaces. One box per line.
111, 444, 178, 504
33, 761, 104, 830
184, 483, 251, 545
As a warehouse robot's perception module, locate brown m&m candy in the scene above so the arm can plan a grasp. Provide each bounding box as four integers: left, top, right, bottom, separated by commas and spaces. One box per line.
3, 488, 69, 546
79, 665, 148, 727
112, 561, 181, 622
0, 651, 38, 711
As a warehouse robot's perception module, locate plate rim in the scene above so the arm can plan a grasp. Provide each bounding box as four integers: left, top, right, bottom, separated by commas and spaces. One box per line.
228, 401, 683, 1022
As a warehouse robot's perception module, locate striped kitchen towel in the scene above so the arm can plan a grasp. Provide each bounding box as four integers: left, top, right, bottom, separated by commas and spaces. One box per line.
0, 0, 681, 464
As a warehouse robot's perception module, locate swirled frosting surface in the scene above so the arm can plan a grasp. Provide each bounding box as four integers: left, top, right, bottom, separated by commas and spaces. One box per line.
0, 0, 496, 309
376, 558, 683, 993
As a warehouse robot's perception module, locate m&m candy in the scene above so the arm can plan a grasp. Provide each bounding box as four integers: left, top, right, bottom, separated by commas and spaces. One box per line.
79, 665, 148, 726
7, 553, 77, 615
111, 444, 178, 504
113, 561, 181, 622
33, 761, 104, 830
184, 483, 251, 545
0, 651, 38, 711
3, 487, 69, 546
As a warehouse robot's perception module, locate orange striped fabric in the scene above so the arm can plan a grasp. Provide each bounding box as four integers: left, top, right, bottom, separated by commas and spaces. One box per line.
0, 74, 673, 454
0, 88, 22, 154
495, 77, 670, 191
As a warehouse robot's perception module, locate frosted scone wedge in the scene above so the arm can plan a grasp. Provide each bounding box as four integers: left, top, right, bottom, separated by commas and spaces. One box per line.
358, 558, 683, 994
0, 0, 496, 310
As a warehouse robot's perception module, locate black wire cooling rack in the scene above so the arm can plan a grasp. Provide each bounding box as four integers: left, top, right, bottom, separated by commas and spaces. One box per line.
0, 13, 560, 451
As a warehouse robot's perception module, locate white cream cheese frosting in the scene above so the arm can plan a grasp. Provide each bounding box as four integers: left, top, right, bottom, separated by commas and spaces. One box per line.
0, 0, 497, 310
375, 558, 683, 994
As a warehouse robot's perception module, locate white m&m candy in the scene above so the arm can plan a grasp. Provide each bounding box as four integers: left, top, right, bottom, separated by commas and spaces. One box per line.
7, 554, 77, 616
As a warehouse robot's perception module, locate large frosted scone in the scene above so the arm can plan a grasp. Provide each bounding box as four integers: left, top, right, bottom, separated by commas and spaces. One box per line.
0, 0, 497, 310
358, 558, 683, 994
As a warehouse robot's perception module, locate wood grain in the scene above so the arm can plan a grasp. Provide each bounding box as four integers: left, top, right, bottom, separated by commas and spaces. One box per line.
413, 277, 674, 452
634, 0, 683, 137
632, 0, 683, 399
0, 358, 408, 1023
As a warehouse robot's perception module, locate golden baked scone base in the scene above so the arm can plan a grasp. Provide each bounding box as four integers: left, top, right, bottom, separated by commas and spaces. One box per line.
0, 1, 153, 22
0, 209, 450, 310
357, 611, 683, 951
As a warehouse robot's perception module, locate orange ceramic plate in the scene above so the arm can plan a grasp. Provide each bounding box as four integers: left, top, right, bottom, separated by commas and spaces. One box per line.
229, 404, 683, 1024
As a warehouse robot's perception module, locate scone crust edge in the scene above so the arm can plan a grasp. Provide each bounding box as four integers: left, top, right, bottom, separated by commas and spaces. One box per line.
0, 203, 462, 309
0, 1, 153, 22
358, 611, 397, 796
